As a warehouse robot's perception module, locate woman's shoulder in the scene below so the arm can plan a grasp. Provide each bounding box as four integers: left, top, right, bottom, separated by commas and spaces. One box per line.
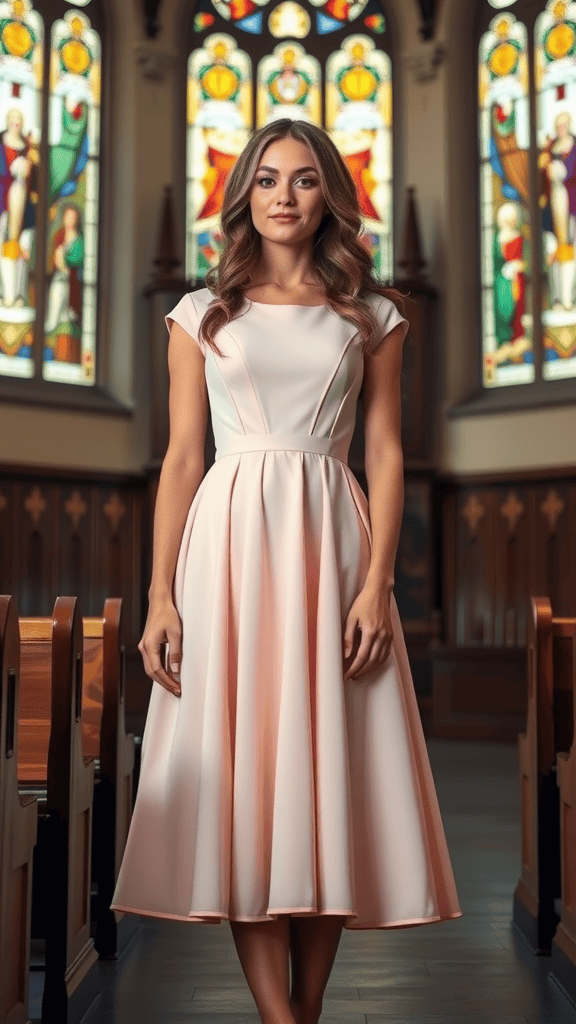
361, 289, 396, 307
187, 286, 215, 310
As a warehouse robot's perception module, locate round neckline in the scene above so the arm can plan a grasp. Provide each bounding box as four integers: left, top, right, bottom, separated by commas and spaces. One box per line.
245, 298, 327, 308
204, 287, 327, 308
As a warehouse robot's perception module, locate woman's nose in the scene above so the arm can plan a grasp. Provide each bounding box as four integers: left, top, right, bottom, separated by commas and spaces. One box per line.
276, 180, 294, 203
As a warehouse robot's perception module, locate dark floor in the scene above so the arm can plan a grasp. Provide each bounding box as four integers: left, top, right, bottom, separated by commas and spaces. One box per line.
38, 739, 576, 1024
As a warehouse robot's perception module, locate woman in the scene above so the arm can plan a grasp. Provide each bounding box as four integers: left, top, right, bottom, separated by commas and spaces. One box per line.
111, 118, 462, 1024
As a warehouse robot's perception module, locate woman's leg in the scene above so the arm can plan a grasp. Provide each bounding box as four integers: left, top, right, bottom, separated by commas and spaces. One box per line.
288, 914, 347, 1024
229, 916, 297, 1024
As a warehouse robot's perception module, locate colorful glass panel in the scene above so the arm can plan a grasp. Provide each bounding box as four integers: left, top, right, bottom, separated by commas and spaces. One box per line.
535, 0, 576, 381
326, 36, 392, 279
187, 2, 394, 284
257, 41, 321, 124
42, 7, 100, 385
268, 3, 311, 39
309, 0, 369, 34
0, 0, 43, 380
478, 11, 534, 386
187, 33, 252, 279
211, 0, 270, 34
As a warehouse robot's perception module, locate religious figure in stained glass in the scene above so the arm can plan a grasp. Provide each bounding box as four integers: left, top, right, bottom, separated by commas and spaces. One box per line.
0, 107, 38, 310
492, 200, 528, 354
188, 34, 252, 277
44, 202, 84, 364
257, 42, 320, 123
478, 10, 534, 385
536, 0, 576, 378
326, 36, 391, 276
42, 7, 100, 384
0, 0, 43, 380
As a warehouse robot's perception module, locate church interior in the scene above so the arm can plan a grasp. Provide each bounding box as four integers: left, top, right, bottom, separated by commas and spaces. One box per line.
2, 0, 576, 1021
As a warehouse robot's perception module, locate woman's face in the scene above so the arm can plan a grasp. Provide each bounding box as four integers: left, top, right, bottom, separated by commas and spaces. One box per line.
249, 135, 328, 245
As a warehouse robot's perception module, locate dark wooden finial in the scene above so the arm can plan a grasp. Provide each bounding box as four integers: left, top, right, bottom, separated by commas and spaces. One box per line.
143, 0, 163, 39
397, 186, 427, 281
417, 0, 436, 42
152, 184, 182, 284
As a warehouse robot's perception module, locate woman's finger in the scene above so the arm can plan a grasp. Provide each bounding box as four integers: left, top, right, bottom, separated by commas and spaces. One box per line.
151, 670, 181, 697
147, 644, 181, 696
345, 632, 391, 681
343, 630, 374, 680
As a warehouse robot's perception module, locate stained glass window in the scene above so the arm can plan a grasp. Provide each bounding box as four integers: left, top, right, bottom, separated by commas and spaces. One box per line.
186, 0, 396, 282
0, 0, 102, 389
535, 0, 576, 380
478, 0, 576, 388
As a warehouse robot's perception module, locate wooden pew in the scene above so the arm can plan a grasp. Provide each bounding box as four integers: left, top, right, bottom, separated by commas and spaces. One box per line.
82, 598, 137, 958
550, 626, 576, 1003
513, 596, 576, 954
19, 597, 100, 1024
0, 596, 37, 1024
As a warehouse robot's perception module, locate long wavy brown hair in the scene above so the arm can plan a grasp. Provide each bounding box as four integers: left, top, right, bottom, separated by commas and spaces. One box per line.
198, 118, 410, 357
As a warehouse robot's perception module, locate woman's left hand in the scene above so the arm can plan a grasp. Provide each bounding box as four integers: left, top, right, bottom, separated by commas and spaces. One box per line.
342, 582, 394, 682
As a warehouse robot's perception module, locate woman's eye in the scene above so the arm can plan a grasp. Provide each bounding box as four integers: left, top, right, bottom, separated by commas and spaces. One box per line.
297, 177, 315, 187
257, 177, 274, 187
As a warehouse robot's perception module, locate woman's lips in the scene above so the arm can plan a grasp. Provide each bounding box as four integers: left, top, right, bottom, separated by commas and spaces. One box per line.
272, 214, 299, 220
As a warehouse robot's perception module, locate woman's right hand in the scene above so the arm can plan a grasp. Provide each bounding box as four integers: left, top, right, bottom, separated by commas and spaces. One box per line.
138, 596, 182, 697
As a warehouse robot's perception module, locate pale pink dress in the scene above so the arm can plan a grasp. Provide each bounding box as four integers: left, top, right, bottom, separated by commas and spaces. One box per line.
111, 287, 463, 929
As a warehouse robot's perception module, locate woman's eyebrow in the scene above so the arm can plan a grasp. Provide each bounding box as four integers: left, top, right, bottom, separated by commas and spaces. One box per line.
256, 165, 319, 174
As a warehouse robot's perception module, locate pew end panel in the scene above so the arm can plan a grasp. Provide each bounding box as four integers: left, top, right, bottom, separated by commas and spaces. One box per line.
551, 626, 576, 1005
0, 595, 37, 1024
514, 596, 575, 955
85, 598, 138, 958
19, 598, 100, 1024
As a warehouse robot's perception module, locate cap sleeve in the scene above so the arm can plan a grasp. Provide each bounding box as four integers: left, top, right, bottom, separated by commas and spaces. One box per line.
165, 292, 205, 356
370, 295, 409, 355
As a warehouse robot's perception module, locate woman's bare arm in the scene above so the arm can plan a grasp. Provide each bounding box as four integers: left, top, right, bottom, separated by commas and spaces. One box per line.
361, 321, 405, 593
148, 320, 208, 598
139, 319, 208, 695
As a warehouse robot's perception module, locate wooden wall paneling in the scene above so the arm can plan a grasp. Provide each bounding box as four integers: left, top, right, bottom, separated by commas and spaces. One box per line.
95, 488, 137, 635
17, 480, 58, 616
394, 475, 434, 634
430, 645, 526, 741
440, 486, 457, 646
0, 479, 15, 595
94, 487, 147, 729
456, 488, 497, 645
128, 489, 144, 644
59, 485, 95, 616
494, 485, 530, 648
532, 482, 574, 619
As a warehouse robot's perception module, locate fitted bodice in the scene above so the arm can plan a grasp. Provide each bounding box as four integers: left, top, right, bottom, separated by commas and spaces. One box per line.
165, 287, 407, 468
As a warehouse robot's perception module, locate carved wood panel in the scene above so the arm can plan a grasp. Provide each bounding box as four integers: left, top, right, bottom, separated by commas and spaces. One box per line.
0, 467, 145, 645
441, 472, 576, 647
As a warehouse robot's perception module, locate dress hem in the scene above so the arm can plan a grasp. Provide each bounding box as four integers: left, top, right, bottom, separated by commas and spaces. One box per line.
110, 903, 463, 930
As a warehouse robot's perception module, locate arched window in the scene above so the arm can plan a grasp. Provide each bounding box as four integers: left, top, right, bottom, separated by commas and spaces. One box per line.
0, 0, 104, 394
478, 0, 576, 389
185, 0, 397, 284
